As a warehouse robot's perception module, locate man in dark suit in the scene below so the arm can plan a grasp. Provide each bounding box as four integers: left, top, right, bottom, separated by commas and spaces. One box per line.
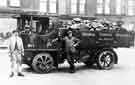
63, 30, 79, 73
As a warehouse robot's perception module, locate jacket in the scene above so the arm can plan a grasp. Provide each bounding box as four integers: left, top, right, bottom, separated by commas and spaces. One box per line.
8, 36, 24, 55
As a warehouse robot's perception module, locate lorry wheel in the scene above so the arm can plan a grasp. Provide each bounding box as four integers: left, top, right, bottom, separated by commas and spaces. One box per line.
32, 53, 54, 73
96, 50, 115, 70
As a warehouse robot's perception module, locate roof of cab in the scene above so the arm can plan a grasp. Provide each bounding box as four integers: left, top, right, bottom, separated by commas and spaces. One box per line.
12, 14, 50, 20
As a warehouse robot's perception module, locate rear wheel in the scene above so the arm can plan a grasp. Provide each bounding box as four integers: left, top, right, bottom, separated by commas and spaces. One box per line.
32, 53, 54, 73
96, 50, 115, 70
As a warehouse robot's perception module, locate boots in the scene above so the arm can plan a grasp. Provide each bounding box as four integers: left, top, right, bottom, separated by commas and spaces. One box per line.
69, 64, 75, 73
9, 72, 14, 77
17, 72, 24, 76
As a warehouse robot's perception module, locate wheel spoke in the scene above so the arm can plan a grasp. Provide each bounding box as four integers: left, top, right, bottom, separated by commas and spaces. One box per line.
42, 56, 49, 65
43, 57, 49, 64
43, 56, 47, 62
45, 65, 50, 72
100, 54, 111, 67
44, 56, 47, 62
46, 59, 52, 64
103, 56, 110, 67
106, 59, 111, 65
39, 64, 43, 69
40, 56, 44, 62
106, 60, 110, 65
106, 55, 111, 62
105, 61, 109, 67
103, 61, 106, 67
38, 57, 43, 62
37, 60, 42, 64
100, 60, 105, 67
37, 58, 43, 62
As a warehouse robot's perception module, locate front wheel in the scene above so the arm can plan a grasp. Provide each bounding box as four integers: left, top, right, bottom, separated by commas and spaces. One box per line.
32, 53, 54, 73
96, 50, 115, 70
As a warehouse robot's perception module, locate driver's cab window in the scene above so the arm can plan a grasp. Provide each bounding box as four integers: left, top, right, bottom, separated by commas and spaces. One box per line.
22, 19, 31, 33
20, 16, 56, 35
31, 21, 37, 32
25, 20, 30, 28
36, 21, 42, 33
31, 18, 49, 34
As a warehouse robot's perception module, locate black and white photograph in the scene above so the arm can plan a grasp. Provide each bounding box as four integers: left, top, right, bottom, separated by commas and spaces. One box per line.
0, 0, 135, 85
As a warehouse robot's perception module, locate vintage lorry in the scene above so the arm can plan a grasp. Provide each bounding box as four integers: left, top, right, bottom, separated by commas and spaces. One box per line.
13, 14, 135, 73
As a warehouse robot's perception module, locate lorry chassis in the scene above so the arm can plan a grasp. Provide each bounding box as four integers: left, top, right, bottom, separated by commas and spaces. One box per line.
22, 47, 118, 73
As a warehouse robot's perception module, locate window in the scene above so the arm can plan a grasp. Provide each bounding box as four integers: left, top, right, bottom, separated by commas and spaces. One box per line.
104, 0, 110, 14
97, 0, 103, 14
71, 0, 77, 14
128, 0, 135, 16
116, 0, 121, 15
9, 0, 20, 7
0, 18, 17, 33
40, 0, 47, 12
79, 0, 86, 14
58, 0, 66, 14
128, 23, 134, 31
49, 0, 56, 13
0, 0, 7, 7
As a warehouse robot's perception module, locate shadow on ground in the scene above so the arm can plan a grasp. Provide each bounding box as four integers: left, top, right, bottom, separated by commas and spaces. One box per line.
23, 64, 99, 74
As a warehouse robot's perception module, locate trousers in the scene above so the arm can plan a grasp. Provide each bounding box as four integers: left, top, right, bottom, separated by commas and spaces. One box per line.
10, 50, 22, 74
67, 50, 75, 69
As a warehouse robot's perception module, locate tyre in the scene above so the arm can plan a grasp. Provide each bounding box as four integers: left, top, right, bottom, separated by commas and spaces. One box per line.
32, 53, 54, 73
96, 50, 115, 70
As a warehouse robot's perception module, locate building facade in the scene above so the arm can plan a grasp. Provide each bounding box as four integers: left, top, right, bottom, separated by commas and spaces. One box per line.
0, 0, 135, 30
0, 0, 97, 17
0, 0, 134, 17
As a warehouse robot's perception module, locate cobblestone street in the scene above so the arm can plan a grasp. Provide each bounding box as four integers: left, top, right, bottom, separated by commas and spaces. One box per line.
0, 48, 135, 85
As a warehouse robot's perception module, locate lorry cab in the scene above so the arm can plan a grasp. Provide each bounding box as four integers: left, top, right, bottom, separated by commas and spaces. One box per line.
13, 14, 60, 49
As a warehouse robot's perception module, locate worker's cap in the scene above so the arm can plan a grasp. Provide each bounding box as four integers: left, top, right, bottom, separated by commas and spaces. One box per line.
73, 18, 82, 22
93, 20, 98, 22
12, 30, 19, 33
83, 20, 90, 23
67, 30, 72, 34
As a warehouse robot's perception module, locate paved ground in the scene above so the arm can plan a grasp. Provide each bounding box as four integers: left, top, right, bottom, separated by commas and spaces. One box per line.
0, 48, 135, 85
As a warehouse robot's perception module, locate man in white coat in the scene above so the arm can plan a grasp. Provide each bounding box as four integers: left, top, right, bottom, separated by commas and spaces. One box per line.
8, 30, 24, 77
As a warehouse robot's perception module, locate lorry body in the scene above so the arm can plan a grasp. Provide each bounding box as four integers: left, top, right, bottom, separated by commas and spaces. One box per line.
13, 14, 135, 73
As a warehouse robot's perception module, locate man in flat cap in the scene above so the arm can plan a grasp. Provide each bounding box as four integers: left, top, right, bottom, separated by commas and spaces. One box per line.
8, 30, 24, 77
63, 30, 79, 73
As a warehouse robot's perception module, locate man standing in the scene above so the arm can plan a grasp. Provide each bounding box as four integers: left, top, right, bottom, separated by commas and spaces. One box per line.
63, 30, 79, 73
8, 30, 24, 77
